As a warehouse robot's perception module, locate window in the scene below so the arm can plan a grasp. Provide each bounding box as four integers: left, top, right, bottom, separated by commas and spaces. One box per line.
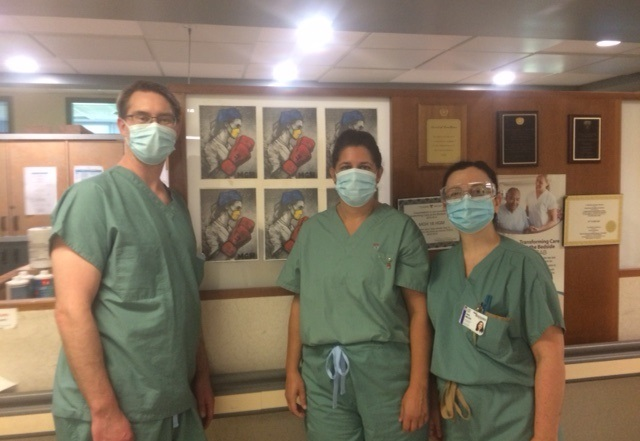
66, 98, 118, 134
0, 97, 11, 133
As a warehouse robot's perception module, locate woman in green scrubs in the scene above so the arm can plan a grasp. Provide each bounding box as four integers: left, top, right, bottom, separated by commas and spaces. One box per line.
278, 129, 431, 441
428, 161, 565, 441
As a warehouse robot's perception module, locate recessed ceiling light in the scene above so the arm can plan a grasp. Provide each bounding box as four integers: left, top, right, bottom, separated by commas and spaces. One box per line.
296, 16, 333, 52
272, 60, 298, 83
5, 55, 39, 73
596, 40, 621, 47
492, 70, 515, 86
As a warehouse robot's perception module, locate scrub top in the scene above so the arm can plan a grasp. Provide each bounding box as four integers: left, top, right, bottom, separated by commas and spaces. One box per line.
50, 166, 204, 422
277, 203, 429, 346
428, 235, 564, 386
525, 189, 557, 227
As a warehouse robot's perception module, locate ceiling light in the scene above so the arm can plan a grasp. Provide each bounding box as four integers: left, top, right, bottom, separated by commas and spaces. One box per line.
5, 55, 39, 73
492, 71, 515, 86
296, 16, 333, 52
272, 60, 298, 83
596, 40, 621, 47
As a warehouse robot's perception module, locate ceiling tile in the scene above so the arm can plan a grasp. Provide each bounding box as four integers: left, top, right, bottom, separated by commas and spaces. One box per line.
149, 40, 253, 64
35, 35, 153, 60
542, 40, 640, 55
15, 16, 142, 36
359, 33, 469, 50
160, 62, 245, 79
571, 56, 640, 75
320, 68, 406, 83
502, 54, 611, 74
244, 63, 329, 82
0, 33, 55, 58
418, 51, 527, 71
67, 59, 162, 76
140, 22, 260, 44
454, 37, 563, 53
391, 69, 478, 83
337, 48, 441, 69
525, 72, 615, 86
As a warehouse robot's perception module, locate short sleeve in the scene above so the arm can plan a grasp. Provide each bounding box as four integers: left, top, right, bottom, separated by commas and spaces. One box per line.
394, 218, 430, 294
50, 182, 111, 272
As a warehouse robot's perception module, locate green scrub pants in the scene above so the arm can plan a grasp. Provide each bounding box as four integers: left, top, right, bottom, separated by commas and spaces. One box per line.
54, 406, 207, 441
436, 378, 563, 441
302, 341, 427, 441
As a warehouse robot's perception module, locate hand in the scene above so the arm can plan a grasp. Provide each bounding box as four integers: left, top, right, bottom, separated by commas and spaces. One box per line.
398, 383, 428, 432
192, 370, 215, 429
91, 407, 134, 441
284, 370, 307, 418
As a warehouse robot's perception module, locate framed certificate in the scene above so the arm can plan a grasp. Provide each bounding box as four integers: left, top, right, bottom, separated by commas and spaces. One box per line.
569, 115, 601, 163
497, 111, 538, 166
418, 104, 467, 167
398, 196, 459, 249
563, 194, 622, 246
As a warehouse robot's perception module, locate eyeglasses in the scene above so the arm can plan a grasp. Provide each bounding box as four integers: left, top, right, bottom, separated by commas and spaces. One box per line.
440, 182, 497, 203
125, 112, 177, 127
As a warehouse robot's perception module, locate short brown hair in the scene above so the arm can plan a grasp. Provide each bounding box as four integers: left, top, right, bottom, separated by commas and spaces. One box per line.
116, 80, 181, 121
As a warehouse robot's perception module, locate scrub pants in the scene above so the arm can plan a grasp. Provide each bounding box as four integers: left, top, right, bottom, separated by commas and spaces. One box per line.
302, 342, 428, 441
436, 378, 564, 441
54, 407, 207, 441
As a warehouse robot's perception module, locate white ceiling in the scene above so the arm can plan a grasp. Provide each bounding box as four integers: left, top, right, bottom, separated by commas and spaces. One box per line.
1, 0, 640, 90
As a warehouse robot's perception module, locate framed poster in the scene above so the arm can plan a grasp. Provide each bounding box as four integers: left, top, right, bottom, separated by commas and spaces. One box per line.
569, 115, 601, 163
397, 196, 459, 250
418, 104, 467, 167
185, 94, 391, 290
563, 194, 622, 246
497, 112, 538, 166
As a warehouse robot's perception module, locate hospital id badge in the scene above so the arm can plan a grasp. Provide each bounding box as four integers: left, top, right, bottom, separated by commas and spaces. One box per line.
459, 305, 487, 335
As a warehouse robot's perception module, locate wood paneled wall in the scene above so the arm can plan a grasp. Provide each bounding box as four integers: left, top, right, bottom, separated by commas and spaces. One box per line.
169, 84, 639, 345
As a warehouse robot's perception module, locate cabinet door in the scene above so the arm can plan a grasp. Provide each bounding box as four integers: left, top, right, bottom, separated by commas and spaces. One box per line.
68, 140, 123, 183
0, 144, 8, 235
6, 141, 69, 235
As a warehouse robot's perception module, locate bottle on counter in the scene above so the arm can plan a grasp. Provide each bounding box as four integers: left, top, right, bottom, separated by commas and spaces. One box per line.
33, 269, 55, 298
6, 276, 31, 300
17, 270, 36, 297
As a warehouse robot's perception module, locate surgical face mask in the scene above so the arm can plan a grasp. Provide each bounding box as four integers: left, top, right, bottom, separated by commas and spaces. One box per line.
446, 195, 495, 234
127, 122, 176, 165
335, 168, 377, 207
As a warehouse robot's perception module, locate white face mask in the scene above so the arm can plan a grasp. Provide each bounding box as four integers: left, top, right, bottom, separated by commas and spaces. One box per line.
335, 168, 377, 207
127, 122, 176, 165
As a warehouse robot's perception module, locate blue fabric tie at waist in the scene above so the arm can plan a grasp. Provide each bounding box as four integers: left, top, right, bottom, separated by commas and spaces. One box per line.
325, 345, 350, 409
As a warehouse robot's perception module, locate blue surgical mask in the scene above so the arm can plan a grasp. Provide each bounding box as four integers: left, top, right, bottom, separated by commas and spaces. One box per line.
446, 195, 495, 234
127, 122, 176, 165
335, 168, 377, 207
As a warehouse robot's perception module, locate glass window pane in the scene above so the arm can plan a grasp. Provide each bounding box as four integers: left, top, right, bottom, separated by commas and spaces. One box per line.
68, 100, 118, 134
0, 98, 10, 133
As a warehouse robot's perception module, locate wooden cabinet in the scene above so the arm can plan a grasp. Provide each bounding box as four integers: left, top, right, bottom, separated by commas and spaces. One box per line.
0, 135, 123, 236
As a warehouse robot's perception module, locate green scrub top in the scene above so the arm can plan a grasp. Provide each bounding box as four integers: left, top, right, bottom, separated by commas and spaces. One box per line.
50, 166, 205, 422
428, 235, 564, 387
277, 203, 429, 346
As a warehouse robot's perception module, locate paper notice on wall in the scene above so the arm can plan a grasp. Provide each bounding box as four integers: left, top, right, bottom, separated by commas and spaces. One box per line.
73, 165, 103, 183
24, 167, 57, 215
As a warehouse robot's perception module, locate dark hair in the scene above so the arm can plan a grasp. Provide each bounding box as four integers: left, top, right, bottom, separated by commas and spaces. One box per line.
442, 160, 498, 188
331, 129, 382, 169
116, 80, 181, 121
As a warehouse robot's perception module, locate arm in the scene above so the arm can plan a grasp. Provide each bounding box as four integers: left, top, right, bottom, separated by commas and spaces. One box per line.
528, 208, 559, 233
530, 325, 565, 441
398, 287, 430, 432
51, 236, 133, 441
191, 332, 215, 428
284, 294, 307, 417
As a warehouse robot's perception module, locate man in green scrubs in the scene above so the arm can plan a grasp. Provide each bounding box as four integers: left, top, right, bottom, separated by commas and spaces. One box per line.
50, 81, 214, 441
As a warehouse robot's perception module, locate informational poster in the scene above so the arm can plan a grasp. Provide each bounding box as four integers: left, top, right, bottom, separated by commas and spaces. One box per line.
497, 174, 566, 295
398, 196, 459, 250
73, 165, 103, 183
23, 167, 57, 215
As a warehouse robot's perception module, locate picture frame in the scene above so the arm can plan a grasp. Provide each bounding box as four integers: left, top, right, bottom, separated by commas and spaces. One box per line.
418, 104, 467, 167
497, 111, 538, 166
563, 194, 622, 246
569, 115, 601, 163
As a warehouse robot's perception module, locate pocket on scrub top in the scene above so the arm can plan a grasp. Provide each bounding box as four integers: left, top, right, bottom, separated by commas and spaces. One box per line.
468, 312, 512, 357
115, 244, 168, 300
